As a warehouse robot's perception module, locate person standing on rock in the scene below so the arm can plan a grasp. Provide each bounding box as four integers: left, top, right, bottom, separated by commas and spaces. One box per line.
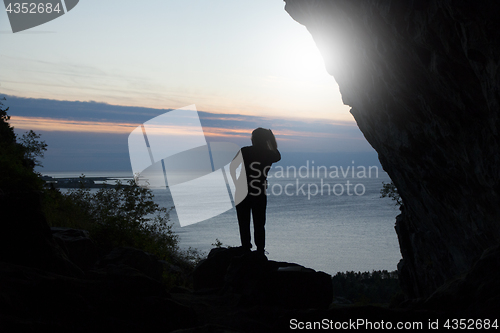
230, 127, 281, 254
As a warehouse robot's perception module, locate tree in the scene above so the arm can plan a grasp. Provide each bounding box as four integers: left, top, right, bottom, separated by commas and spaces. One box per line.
331, 270, 401, 304
380, 181, 403, 207
19, 130, 47, 167
0, 98, 43, 192
0, 97, 16, 145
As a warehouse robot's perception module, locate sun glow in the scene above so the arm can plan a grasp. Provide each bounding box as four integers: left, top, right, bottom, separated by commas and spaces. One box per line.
247, 29, 352, 121
277, 34, 331, 84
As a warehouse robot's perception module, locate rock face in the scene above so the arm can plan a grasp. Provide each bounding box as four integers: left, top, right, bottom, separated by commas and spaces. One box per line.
285, 0, 500, 299
423, 244, 500, 314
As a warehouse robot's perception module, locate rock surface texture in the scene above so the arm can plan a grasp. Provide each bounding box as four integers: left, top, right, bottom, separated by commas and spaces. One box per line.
285, 0, 500, 300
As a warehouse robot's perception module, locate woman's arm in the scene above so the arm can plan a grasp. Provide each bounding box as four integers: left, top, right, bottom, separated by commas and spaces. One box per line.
267, 129, 281, 162
267, 129, 278, 150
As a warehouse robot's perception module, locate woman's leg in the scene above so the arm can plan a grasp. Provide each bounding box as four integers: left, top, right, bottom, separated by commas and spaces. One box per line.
236, 198, 252, 250
252, 195, 267, 253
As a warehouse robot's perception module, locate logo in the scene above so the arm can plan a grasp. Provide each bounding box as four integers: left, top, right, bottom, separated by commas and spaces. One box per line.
4, 0, 79, 33
128, 105, 247, 227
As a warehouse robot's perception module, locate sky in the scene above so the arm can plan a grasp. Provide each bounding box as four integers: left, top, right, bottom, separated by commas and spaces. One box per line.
0, 0, 378, 172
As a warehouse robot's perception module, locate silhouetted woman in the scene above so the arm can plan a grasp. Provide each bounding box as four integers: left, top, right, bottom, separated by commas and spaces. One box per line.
230, 127, 281, 254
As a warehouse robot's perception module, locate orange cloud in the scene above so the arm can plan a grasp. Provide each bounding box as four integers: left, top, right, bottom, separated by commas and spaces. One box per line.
202, 127, 252, 139
9, 116, 352, 144
10, 116, 139, 134
9, 116, 267, 140
201, 126, 346, 143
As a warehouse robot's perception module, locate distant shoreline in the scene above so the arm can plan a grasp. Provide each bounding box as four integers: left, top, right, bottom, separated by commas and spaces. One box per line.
42, 175, 133, 189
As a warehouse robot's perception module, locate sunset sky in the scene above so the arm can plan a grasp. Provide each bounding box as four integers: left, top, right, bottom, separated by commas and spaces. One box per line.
0, 0, 377, 172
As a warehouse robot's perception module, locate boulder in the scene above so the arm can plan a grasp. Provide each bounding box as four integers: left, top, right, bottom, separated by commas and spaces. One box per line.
51, 227, 100, 271
193, 247, 249, 290
193, 248, 332, 309
98, 246, 164, 282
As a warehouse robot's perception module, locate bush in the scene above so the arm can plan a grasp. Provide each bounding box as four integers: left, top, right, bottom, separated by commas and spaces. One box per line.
43, 178, 204, 271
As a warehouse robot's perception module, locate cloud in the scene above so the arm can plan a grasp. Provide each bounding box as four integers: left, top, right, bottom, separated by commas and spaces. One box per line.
4, 95, 376, 171
2, 94, 168, 123
4, 94, 364, 138
10, 116, 139, 134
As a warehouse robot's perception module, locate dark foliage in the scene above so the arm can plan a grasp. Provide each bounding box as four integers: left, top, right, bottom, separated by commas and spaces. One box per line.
380, 181, 403, 207
0, 97, 45, 192
43, 179, 204, 276
332, 270, 401, 305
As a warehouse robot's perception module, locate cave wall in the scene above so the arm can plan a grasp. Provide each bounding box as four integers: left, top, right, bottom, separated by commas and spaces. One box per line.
285, 0, 500, 298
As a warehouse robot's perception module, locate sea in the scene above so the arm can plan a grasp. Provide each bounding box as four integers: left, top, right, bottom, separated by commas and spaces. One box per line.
45, 167, 402, 276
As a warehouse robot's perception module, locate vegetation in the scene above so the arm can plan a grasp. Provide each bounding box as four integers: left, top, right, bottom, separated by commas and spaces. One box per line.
380, 181, 403, 207
211, 238, 235, 249
0, 97, 45, 192
44, 179, 203, 267
19, 130, 47, 167
212, 238, 225, 248
331, 270, 402, 306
